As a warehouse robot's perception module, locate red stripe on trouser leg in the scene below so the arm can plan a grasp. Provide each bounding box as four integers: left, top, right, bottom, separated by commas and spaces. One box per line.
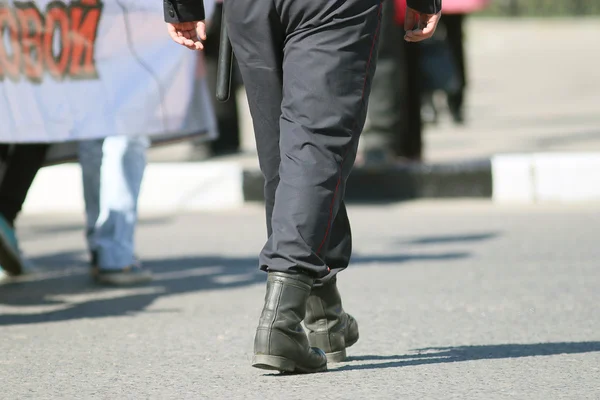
316, 2, 383, 256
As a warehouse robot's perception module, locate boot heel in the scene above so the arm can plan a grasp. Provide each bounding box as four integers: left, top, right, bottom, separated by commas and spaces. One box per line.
325, 349, 347, 363
305, 278, 359, 364
252, 355, 296, 372
253, 272, 328, 374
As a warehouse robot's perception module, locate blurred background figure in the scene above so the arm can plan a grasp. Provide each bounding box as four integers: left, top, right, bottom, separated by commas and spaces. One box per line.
421, 0, 491, 125
0, 138, 152, 286
0, 0, 218, 282
0, 144, 49, 276
78, 136, 152, 286
358, 0, 423, 164
359, 0, 492, 165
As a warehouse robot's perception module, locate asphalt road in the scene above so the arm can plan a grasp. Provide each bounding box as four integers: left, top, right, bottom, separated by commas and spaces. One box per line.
1, 201, 599, 399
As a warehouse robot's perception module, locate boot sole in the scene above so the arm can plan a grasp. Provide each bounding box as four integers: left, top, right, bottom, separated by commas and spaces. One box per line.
252, 355, 327, 374
325, 349, 347, 363
325, 333, 359, 363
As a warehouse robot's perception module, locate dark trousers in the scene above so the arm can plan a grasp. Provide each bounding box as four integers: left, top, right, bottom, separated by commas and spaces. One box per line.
442, 14, 466, 112
0, 144, 49, 226
363, 0, 422, 160
224, 0, 382, 280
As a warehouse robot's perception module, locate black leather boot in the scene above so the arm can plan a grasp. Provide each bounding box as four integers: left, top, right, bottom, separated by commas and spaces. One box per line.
252, 272, 328, 373
304, 277, 359, 362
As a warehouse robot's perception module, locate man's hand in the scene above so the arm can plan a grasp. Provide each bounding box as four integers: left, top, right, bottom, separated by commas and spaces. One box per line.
167, 21, 207, 50
404, 8, 441, 42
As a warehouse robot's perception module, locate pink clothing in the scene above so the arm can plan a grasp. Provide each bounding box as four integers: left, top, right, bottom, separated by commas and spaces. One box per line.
442, 0, 490, 14
396, 0, 490, 24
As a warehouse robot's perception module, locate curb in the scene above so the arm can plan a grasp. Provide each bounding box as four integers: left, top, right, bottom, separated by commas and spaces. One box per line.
492, 153, 600, 203
243, 159, 492, 202
23, 162, 244, 215
21, 153, 600, 215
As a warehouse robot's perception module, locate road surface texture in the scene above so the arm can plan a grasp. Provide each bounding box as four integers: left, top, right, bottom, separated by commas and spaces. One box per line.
2, 201, 599, 399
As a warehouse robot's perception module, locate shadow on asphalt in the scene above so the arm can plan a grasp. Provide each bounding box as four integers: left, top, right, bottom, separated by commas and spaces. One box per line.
333, 342, 600, 372
16, 215, 174, 239
401, 232, 501, 245
0, 247, 471, 326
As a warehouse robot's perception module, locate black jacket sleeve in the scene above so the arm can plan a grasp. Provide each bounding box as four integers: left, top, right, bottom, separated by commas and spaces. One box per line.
406, 0, 442, 15
164, 0, 205, 23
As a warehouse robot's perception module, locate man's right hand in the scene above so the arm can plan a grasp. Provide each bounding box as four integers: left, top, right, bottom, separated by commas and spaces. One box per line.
167, 21, 207, 50
404, 8, 441, 42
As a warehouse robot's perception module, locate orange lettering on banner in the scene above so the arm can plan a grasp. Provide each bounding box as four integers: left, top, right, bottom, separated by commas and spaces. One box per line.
0, 0, 103, 83
15, 2, 44, 83
44, 2, 71, 80
69, 0, 102, 79
0, 3, 22, 82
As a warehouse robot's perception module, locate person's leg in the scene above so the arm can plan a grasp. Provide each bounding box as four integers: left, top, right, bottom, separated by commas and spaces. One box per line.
224, 0, 284, 239
0, 144, 49, 276
322, 202, 352, 277
226, 0, 382, 373
360, 0, 409, 164
304, 200, 360, 362
225, 0, 324, 374
445, 14, 466, 91
305, 2, 391, 350
260, 0, 382, 280
0, 144, 50, 226
78, 139, 103, 260
0, 144, 9, 166
274, 0, 382, 365
78, 136, 151, 285
397, 41, 424, 159
444, 13, 466, 123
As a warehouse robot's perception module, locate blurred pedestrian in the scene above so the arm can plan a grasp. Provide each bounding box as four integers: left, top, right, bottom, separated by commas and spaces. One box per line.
165, 0, 441, 373
78, 136, 153, 285
444, 0, 490, 123
0, 144, 49, 276
418, 17, 461, 124
360, 0, 425, 164
421, 0, 491, 124
0, 136, 152, 286
0, 1, 216, 284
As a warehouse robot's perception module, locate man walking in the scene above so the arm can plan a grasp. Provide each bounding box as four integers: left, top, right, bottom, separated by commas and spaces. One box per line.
164, 0, 441, 373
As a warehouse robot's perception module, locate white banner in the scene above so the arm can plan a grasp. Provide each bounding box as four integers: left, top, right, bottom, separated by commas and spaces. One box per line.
0, 0, 216, 143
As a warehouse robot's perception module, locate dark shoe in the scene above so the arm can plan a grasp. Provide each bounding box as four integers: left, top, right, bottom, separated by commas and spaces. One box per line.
448, 92, 465, 125
252, 272, 328, 374
305, 277, 359, 363
91, 263, 153, 286
0, 215, 24, 276
450, 108, 465, 125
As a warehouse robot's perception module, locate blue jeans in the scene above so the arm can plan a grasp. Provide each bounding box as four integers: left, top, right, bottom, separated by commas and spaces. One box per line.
78, 136, 149, 270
